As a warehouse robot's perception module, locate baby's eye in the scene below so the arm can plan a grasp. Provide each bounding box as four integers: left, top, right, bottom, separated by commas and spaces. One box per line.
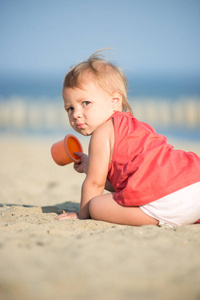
66, 107, 74, 113
82, 101, 90, 106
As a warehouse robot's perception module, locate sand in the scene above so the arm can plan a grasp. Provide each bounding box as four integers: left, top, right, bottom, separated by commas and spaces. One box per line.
0, 134, 200, 300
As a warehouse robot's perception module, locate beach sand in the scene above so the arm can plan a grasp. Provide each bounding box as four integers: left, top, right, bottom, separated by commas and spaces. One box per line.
0, 134, 200, 300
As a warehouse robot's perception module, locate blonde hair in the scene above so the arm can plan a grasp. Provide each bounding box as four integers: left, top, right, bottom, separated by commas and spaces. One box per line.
63, 50, 133, 114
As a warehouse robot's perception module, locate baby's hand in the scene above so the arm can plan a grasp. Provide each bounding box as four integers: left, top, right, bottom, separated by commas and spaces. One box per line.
56, 212, 78, 221
73, 152, 88, 174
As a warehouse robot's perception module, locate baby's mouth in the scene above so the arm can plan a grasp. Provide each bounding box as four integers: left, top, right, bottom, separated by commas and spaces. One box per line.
76, 123, 85, 129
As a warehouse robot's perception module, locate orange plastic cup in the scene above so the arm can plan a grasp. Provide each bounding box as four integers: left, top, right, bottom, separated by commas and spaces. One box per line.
51, 134, 83, 166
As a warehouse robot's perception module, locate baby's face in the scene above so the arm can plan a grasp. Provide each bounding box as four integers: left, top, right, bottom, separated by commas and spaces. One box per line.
63, 78, 117, 136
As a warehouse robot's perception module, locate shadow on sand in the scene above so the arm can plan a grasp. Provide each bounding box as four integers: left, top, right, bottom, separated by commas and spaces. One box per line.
0, 201, 80, 215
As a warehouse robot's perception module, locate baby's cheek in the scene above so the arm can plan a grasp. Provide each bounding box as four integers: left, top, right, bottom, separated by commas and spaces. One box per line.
70, 120, 75, 127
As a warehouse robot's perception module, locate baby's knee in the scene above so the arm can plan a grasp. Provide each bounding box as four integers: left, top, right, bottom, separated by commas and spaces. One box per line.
89, 196, 101, 220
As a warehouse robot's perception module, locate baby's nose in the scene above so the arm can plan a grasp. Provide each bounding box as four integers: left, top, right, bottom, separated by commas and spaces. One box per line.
73, 108, 82, 119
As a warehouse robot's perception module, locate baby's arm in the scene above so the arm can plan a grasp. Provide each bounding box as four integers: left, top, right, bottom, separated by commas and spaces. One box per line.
78, 121, 112, 219
73, 151, 115, 192
57, 120, 113, 221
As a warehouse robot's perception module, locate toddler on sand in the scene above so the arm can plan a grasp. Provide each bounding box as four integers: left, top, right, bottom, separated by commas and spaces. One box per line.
57, 50, 200, 227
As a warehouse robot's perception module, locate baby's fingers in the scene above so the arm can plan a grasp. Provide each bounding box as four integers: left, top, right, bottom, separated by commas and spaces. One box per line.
56, 212, 78, 221
73, 161, 85, 173
74, 152, 84, 158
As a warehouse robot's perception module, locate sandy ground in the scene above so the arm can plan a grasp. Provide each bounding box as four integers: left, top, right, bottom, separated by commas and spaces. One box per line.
0, 133, 200, 300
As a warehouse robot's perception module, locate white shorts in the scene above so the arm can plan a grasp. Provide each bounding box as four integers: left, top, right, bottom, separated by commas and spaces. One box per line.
140, 182, 200, 227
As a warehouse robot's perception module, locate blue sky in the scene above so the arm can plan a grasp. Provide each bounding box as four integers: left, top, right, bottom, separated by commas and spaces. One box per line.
0, 0, 200, 76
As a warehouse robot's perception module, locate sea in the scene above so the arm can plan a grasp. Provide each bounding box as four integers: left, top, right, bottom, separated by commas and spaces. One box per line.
0, 72, 200, 141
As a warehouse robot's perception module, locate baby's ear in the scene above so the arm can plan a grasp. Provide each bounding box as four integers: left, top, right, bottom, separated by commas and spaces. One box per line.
111, 91, 123, 111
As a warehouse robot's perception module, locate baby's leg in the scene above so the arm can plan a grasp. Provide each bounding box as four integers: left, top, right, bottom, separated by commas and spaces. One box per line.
89, 193, 158, 226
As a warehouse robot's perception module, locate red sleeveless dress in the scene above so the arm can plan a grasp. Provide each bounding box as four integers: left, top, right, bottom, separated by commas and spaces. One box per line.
107, 112, 200, 214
